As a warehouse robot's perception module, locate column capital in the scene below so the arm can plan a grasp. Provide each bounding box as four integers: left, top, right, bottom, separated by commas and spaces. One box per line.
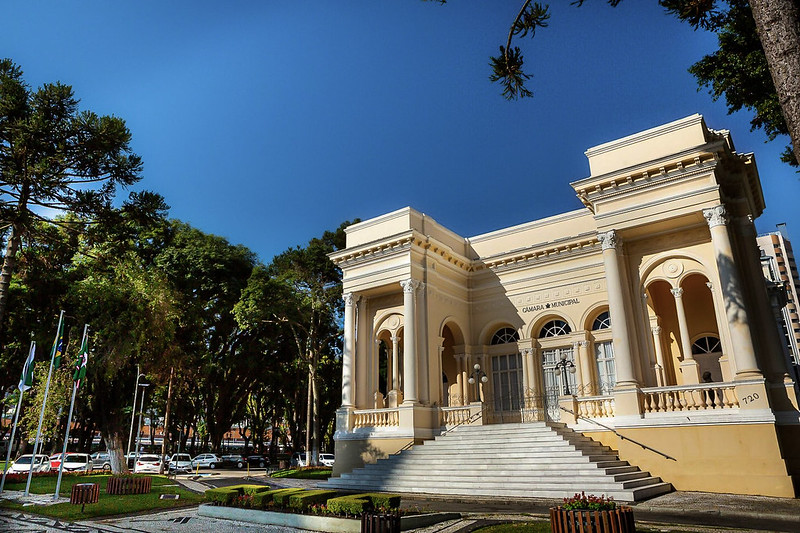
703, 205, 728, 228
400, 279, 421, 294
705, 281, 714, 292
519, 348, 532, 358
580, 340, 590, 347
572, 341, 581, 349
652, 325, 662, 336
343, 292, 357, 307
598, 230, 621, 250
390, 335, 400, 343
671, 287, 684, 299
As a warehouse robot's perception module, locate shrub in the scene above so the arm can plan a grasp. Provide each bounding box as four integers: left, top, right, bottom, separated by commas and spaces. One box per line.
365, 493, 401, 510
205, 487, 242, 505
288, 490, 338, 511
271, 487, 305, 507
326, 494, 373, 515
561, 491, 616, 511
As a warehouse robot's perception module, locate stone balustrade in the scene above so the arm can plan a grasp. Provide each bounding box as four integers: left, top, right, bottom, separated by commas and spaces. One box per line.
576, 395, 615, 418
353, 408, 400, 429
640, 382, 739, 413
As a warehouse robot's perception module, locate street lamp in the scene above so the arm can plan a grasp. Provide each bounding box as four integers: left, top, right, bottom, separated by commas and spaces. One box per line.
553, 353, 577, 395
127, 369, 147, 458
467, 363, 488, 402
134, 382, 149, 472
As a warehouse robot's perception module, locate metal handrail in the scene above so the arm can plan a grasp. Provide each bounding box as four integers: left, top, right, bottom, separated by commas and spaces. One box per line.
559, 406, 676, 461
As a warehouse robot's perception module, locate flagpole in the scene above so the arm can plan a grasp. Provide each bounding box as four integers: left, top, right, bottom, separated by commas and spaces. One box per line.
25, 310, 64, 496
53, 324, 87, 500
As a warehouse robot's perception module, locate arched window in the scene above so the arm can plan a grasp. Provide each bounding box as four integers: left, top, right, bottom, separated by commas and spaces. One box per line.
592, 311, 611, 330
692, 336, 722, 355
539, 320, 571, 338
491, 327, 519, 345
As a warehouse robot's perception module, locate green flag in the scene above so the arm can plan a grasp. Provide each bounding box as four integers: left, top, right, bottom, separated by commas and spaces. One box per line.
51, 318, 65, 369
73, 332, 88, 387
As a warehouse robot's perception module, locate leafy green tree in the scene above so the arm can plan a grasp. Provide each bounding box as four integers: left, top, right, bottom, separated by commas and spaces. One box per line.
236, 222, 352, 465
0, 59, 142, 334
155, 222, 259, 452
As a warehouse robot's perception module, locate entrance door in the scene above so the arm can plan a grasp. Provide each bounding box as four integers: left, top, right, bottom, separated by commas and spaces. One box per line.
541, 347, 576, 422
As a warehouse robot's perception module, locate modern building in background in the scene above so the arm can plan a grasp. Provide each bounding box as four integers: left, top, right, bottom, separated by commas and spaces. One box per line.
328, 115, 800, 499
758, 226, 800, 383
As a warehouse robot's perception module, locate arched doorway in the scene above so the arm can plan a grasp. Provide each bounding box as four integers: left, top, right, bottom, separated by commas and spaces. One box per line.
538, 318, 576, 421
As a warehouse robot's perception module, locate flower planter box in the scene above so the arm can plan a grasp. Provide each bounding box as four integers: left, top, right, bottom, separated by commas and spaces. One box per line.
550, 506, 635, 533
106, 476, 152, 495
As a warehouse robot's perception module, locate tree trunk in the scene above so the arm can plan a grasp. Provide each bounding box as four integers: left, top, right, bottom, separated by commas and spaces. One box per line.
0, 223, 22, 338
749, 0, 800, 165
103, 431, 129, 474
312, 354, 320, 466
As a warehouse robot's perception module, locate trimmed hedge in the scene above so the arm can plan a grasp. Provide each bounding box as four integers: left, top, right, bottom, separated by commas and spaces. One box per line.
205, 484, 270, 505
326, 493, 402, 515
271, 487, 306, 507
288, 490, 338, 511
251, 488, 303, 509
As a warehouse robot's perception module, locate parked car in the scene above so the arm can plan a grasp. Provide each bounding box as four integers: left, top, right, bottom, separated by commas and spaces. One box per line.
133, 454, 162, 473
60, 453, 93, 473
49, 453, 65, 470
168, 453, 193, 473
191, 453, 222, 469
90, 451, 112, 472
9, 454, 51, 474
319, 453, 335, 467
220, 454, 244, 468
290, 452, 307, 467
240, 455, 269, 468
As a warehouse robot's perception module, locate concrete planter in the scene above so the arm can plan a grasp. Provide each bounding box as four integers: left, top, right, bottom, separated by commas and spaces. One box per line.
197, 504, 459, 532
550, 506, 635, 533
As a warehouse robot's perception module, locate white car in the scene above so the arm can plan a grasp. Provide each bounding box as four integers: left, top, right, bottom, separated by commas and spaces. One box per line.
60, 453, 93, 473
319, 453, 335, 467
9, 454, 51, 474
168, 453, 193, 473
191, 453, 222, 469
133, 454, 162, 473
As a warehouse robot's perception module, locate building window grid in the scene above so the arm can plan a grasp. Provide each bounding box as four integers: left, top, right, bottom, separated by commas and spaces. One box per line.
491, 353, 523, 411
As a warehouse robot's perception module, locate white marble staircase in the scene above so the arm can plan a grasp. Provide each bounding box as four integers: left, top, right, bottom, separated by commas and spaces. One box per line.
322, 422, 672, 502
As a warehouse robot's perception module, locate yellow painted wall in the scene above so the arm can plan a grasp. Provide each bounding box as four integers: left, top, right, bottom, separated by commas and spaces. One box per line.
584, 424, 796, 498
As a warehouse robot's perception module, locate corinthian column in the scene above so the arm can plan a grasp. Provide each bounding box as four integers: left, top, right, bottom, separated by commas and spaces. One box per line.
341, 292, 356, 408
703, 206, 761, 379
401, 279, 421, 404
597, 230, 637, 388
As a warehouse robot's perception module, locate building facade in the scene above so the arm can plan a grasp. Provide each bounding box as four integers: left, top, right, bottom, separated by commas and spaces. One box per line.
758, 226, 800, 382
329, 115, 800, 497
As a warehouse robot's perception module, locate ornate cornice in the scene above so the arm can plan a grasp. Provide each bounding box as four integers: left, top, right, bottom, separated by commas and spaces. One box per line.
474, 235, 601, 273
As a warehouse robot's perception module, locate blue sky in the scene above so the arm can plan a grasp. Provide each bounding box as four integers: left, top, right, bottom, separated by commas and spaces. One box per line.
4, 1, 799, 262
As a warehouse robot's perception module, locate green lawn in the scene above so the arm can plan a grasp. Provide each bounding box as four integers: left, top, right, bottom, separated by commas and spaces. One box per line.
0, 473, 204, 520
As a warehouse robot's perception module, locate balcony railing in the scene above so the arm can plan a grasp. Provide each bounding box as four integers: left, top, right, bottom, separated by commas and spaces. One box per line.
640, 382, 739, 414
352, 408, 400, 428
576, 395, 615, 418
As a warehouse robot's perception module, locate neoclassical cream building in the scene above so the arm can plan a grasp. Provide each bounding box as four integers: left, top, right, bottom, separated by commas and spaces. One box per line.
329, 115, 800, 497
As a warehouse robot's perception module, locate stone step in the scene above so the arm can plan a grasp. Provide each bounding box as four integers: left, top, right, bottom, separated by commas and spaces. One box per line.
323, 422, 672, 502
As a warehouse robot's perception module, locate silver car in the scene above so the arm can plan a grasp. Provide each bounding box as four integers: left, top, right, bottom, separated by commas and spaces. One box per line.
191, 453, 222, 469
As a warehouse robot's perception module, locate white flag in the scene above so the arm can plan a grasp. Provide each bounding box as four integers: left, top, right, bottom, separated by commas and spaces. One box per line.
18, 341, 36, 392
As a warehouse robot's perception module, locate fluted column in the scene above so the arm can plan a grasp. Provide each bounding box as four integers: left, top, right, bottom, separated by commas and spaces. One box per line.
597, 230, 637, 388
520, 349, 531, 391
341, 293, 356, 407
703, 206, 761, 379
401, 279, 420, 404
528, 347, 541, 393
651, 325, 666, 386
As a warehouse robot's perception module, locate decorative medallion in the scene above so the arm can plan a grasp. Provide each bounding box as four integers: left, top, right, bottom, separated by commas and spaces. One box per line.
387, 315, 400, 330
663, 260, 684, 279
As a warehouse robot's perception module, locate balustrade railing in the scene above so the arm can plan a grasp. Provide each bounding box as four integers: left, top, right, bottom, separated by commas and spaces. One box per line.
353, 408, 400, 429
576, 395, 615, 418
640, 382, 738, 414
440, 406, 473, 426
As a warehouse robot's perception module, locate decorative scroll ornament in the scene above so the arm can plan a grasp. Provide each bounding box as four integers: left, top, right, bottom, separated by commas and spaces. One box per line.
598, 230, 620, 250
703, 205, 728, 228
